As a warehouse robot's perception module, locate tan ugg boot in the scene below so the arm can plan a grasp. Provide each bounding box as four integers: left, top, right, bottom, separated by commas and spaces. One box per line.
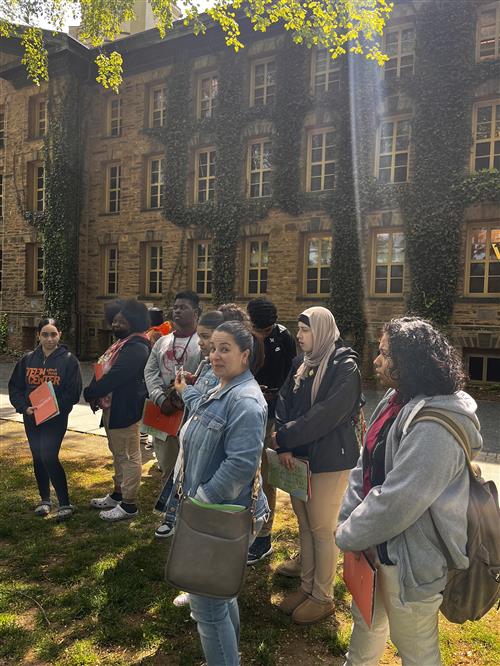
276, 589, 309, 615
275, 554, 301, 577
292, 597, 335, 625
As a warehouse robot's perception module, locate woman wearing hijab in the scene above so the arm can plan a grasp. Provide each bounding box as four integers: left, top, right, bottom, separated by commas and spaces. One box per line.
273, 306, 362, 624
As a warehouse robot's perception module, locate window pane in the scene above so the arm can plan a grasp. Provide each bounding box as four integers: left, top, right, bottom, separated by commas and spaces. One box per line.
468, 356, 484, 381
376, 234, 389, 263
486, 357, 500, 382
471, 229, 487, 260
308, 240, 319, 266
392, 233, 405, 263
390, 278, 403, 294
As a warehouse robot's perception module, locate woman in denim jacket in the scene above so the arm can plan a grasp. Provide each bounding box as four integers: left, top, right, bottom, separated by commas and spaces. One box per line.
174, 320, 268, 666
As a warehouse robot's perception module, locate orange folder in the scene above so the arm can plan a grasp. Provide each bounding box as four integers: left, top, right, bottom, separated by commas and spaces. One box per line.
29, 380, 60, 426
142, 399, 183, 437
94, 363, 104, 381
343, 550, 377, 628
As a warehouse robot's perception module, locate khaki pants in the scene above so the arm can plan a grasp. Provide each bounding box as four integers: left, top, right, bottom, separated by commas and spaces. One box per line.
291, 469, 350, 603
345, 560, 443, 666
260, 418, 277, 538
102, 411, 142, 504
153, 435, 179, 482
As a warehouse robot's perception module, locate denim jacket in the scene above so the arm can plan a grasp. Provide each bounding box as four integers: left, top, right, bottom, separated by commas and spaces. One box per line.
180, 369, 269, 520
192, 360, 219, 396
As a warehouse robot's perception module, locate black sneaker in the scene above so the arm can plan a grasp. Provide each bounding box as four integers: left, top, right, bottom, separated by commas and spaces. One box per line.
247, 536, 273, 565
155, 521, 175, 538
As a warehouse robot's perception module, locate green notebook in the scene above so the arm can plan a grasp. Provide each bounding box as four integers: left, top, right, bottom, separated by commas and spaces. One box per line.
188, 497, 245, 513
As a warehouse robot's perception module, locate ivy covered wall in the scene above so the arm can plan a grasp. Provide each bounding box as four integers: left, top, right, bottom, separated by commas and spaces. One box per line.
23, 0, 500, 356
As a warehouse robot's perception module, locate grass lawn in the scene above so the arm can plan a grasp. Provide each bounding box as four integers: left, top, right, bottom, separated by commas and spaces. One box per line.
0, 420, 499, 666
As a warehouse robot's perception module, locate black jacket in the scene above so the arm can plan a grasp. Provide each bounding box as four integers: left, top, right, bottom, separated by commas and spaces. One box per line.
8, 344, 82, 416
255, 324, 297, 419
275, 343, 362, 473
83, 335, 151, 429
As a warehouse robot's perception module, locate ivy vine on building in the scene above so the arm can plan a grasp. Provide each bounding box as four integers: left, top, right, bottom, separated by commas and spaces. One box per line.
24, 79, 82, 337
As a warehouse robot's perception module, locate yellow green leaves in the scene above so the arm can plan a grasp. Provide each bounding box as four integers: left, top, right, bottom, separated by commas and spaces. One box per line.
95, 51, 123, 93
2, 0, 392, 90
21, 27, 48, 87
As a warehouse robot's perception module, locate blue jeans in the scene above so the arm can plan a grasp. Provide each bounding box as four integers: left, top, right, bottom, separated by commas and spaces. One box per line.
189, 518, 264, 666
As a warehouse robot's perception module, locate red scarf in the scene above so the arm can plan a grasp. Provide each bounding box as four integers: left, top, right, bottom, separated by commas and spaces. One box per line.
96, 333, 150, 409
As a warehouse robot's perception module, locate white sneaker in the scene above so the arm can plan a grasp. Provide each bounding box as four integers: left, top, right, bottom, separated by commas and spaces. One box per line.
99, 504, 138, 521
34, 502, 51, 516
173, 592, 189, 607
90, 494, 119, 509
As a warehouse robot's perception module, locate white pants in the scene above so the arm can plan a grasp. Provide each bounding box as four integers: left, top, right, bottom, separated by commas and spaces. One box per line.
345, 561, 443, 666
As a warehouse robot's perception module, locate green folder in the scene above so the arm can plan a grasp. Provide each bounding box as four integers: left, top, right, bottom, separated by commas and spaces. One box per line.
188, 497, 245, 512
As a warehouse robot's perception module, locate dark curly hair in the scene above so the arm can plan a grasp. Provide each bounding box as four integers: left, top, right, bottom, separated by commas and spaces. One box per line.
218, 303, 251, 327
119, 299, 151, 334
383, 317, 465, 402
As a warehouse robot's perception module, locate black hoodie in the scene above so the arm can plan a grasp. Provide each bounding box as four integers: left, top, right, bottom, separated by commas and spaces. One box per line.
8, 345, 82, 417
83, 335, 151, 429
274, 342, 362, 473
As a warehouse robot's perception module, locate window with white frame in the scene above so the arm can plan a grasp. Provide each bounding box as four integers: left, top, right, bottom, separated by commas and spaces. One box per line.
196, 149, 216, 203
149, 85, 167, 128
248, 140, 272, 198
312, 48, 341, 95
145, 244, 163, 295
30, 162, 45, 212
377, 118, 411, 183
246, 238, 269, 295
26, 243, 44, 294
35, 97, 47, 138
193, 240, 212, 296
384, 27, 415, 80
35, 244, 44, 293
108, 97, 122, 137
308, 128, 336, 191
467, 224, 500, 295
251, 59, 275, 106
372, 230, 405, 295
0, 107, 4, 148
148, 157, 165, 209
473, 102, 500, 171
304, 234, 332, 296
477, 3, 500, 61
467, 350, 500, 383
103, 245, 118, 295
106, 164, 121, 213
198, 74, 218, 119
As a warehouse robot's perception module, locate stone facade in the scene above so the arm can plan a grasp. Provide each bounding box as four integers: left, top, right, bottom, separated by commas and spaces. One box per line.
0, 2, 499, 384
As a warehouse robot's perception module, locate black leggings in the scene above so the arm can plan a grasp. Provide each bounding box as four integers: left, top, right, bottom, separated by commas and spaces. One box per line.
24, 414, 70, 506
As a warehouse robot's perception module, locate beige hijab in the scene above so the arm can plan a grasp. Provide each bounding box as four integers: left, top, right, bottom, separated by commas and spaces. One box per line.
293, 306, 340, 403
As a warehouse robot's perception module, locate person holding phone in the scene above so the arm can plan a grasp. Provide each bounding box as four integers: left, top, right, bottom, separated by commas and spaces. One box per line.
144, 291, 201, 482
8, 317, 82, 520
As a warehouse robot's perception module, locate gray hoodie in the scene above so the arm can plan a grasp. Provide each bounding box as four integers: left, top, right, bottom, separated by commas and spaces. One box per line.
336, 390, 482, 603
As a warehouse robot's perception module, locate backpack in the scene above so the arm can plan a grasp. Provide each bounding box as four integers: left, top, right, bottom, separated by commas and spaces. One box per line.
412, 408, 500, 624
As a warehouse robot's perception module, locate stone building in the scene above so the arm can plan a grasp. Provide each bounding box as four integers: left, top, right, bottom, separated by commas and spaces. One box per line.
0, 0, 499, 384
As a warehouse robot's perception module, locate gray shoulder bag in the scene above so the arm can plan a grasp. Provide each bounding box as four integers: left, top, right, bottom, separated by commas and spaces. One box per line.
165, 447, 260, 599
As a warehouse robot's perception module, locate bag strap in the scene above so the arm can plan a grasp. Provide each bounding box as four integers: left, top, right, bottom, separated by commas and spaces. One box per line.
411, 408, 477, 478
